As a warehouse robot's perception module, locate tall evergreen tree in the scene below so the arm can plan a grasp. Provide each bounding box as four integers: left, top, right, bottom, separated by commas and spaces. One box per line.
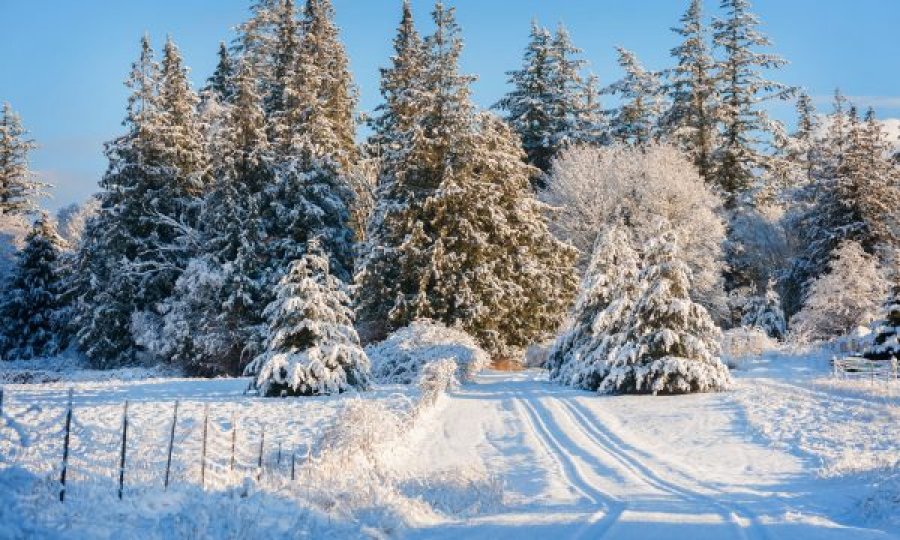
0, 214, 67, 360
711, 0, 792, 205
368, 0, 426, 156
493, 21, 556, 177
358, 2, 577, 356
0, 103, 46, 216
152, 62, 273, 375
661, 0, 718, 183
604, 48, 664, 147
263, 0, 358, 283
206, 42, 238, 104
494, 21, 598, 186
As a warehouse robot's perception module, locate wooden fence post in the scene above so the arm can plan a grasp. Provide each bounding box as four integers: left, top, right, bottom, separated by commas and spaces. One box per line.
164, 401, 179, 490
0, 386, 4, 417
59, 388, 73, 503
118, 400, 129, 500
257, 430, 265, 482
290, 453, 295, 482
200, 404, 209, 489
277, 442, 282, 466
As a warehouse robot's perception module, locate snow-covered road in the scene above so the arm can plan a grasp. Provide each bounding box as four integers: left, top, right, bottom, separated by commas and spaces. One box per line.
403, 370, 896, 540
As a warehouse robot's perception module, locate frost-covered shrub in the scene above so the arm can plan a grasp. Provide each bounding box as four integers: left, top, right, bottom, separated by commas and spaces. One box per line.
367, 320, 490, 384
524, 342, 552, 368
417, 359, 459, 409
246, 243, 371, 397
721, 327, 778, 369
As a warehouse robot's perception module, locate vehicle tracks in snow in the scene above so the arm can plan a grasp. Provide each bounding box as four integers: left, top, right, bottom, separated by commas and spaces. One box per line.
552, 396, 772, 540
512, 393, 626, 539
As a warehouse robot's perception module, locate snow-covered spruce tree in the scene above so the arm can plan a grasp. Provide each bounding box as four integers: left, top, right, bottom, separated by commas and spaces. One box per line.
206, 42, 237, 104
740, 280, 786, 340
72, 36, 208, 367
864, 281, 900, 361
542, 143, 727, 319
548, 227, 642, 390
790, 241, 889, 342
661, 0, 718, 183
246, 240, 370, 397
494, 21, 599, 186
358, 2, 577, 356
493, 21, 556, 176
602, 230, 731, 395
711, 0, 793, 206
0, 103, 46, 217
604, 47, 664, 147
0, 214, 67, 360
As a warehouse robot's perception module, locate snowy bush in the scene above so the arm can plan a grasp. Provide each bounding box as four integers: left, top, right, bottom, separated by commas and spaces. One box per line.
246, 243, 371, 397
417, 359, 459, 409
864, 283, 900, 361
524, 342, 552, 368
720, 327, 779, 369
367, 320, 490, 385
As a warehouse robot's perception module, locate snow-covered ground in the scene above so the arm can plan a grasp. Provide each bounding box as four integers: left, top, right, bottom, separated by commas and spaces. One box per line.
2, 348, 898, 539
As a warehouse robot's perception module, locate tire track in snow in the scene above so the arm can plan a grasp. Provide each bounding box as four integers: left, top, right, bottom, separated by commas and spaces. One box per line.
555, 397, 772, 540
512, 393, 626, 539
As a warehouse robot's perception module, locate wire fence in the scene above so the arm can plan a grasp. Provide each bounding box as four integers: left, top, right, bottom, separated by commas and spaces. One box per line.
0, 384, 419, 504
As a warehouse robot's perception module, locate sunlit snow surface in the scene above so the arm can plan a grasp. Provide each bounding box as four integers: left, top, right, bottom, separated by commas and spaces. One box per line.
2, 348, 898, 539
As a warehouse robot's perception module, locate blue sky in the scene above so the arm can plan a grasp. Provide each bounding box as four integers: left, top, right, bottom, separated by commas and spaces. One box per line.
1, 0, 898, 211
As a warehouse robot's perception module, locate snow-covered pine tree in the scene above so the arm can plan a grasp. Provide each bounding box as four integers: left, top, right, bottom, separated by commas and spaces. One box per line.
740, 280, 786, 339
548, 227, 641, 390
0, 214, 67, 360
358, 2, 577, 356
603, 47, 664, 147
661, 0, 718, 183
246, 240, 370, 397
233, 0, 284, 106
494, 21, 597, 187
0, 103, 46, 217
547, 25, 600, 153
602, 230, 731, 395
864, 280, 900, 361
711, 0, 793, 206
858, 108, 900, 257
266, 0, 301, 145
206, 42, 237, 104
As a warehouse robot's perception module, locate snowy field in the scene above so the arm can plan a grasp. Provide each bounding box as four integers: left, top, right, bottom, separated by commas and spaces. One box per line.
1, 350, 899, 539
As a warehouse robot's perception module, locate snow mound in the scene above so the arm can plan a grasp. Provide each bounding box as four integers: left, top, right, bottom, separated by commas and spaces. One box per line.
721, 327, 779, 369
367, 320, 490, 384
